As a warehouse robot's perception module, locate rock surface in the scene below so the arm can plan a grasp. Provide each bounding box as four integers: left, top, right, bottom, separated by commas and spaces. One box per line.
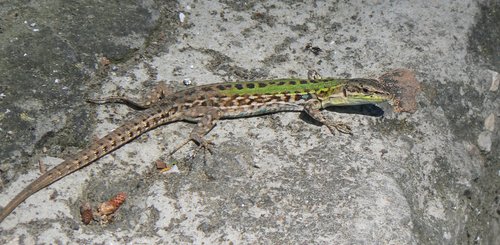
0, 0, 498, 244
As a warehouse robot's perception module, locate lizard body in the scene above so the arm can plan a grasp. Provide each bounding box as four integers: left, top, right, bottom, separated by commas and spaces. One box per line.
0, 76, 394, 223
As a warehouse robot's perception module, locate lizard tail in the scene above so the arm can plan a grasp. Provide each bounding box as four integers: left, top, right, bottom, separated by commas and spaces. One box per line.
0, 106, 175, 223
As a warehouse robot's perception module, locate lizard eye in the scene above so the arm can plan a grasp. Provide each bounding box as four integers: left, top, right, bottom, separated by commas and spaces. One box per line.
362, 87, 369, 93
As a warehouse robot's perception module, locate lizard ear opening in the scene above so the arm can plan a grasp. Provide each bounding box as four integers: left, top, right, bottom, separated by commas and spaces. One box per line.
342, 87, 347, 97
362, 86, 369, 93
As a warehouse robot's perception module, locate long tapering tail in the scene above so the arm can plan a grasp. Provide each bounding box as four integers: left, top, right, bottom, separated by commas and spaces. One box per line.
0, 105, 175, 223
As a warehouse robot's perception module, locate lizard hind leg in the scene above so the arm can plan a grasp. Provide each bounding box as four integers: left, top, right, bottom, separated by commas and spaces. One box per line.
87, 81, 174, 110
169, 107, 222, 157
187, 107, 222, 154
142, 81, 175, 107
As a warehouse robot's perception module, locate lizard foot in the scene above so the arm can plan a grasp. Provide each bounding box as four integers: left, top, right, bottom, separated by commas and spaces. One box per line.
187, 139, 215, 161
307, 70, 322, 80
194, 138, 215, 154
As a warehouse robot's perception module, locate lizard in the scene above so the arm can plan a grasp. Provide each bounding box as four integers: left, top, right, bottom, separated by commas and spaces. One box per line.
0, 73, 395, 223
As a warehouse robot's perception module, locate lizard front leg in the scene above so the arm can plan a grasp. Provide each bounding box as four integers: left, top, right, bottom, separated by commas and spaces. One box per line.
304, 99, 352, 135
87, 81, 173, 110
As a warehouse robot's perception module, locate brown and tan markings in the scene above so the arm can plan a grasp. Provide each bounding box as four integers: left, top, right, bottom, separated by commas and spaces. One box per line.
0, 73, 407, 223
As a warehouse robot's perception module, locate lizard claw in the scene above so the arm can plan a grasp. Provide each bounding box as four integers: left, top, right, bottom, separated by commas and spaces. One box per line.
189, 133, 215, 155
307, 70, 322, 80
188, 139, 215, 160
196, 139, 215, 154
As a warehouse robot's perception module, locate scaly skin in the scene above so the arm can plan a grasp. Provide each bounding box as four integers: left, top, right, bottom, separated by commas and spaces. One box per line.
0, 77, 394, 223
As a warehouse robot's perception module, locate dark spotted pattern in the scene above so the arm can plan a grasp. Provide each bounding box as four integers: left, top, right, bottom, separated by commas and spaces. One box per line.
0, 76, 396, 223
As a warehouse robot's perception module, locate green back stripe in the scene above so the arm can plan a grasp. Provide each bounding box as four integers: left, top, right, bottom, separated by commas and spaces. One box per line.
218, 78, 346, 96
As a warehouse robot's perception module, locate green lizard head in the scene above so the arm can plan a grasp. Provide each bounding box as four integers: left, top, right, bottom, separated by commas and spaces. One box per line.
321, 79, 394, 107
